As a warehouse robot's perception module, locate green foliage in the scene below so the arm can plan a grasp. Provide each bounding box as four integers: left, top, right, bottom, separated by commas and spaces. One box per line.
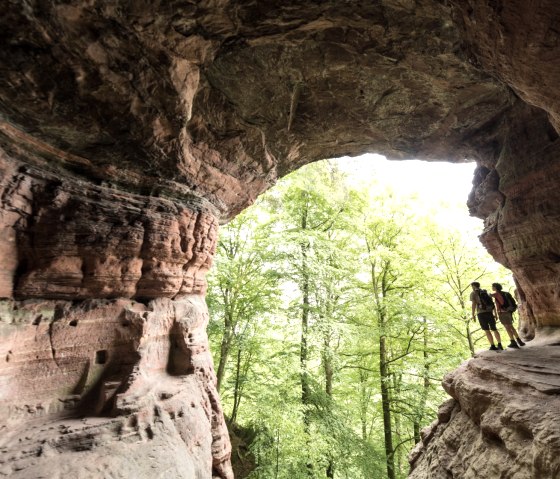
206, 160, 513, 478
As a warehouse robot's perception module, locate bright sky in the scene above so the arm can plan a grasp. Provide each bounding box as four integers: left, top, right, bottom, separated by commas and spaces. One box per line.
334, 153, 482, 234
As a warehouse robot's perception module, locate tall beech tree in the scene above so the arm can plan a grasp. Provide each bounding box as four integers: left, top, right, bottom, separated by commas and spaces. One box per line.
350, 190, 421, 479
269, 161, 354, 477
207, 207, 280, 394
206, 160, 514, 479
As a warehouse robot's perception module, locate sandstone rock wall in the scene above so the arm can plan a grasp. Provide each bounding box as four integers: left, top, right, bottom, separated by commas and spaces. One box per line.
467, 103, 560, 337
0, 148, 232, 477
1, 1, 560, 478
0, 296, 232, 478
0, 153, 217, 301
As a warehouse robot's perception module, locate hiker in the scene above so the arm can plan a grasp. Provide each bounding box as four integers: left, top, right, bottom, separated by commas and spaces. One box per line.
470, 282, 503, 351
491, 283, 525, 348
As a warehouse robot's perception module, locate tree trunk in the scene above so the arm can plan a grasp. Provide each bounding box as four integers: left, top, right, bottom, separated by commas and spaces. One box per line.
415, 316, 432, 443
230, 347, 243, 423
459, 289, 476, 357
466, 321, 475, 357
323, 328, 334, 478
300, 209, 314, 478
368, 249, 396, 479
359, 370, 370, 441
216, 317, 233, 392
379, 333, 395, 479
275, 428, 280, 479
413, 421, 420, 444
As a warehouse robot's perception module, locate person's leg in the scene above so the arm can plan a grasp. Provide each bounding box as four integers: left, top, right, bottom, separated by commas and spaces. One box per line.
492, 329, 502, 342
509, 324, 525, 345
488, 314, 502, 349
500, 313, 523, 347
504, 324, 520, 347
492, 329, 502, 349
503, 323, 515, 340
479, 313, 498, 350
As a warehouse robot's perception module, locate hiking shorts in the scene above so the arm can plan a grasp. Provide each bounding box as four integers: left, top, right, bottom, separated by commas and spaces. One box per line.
498, 311, 514, 325
478, 311, 497, 331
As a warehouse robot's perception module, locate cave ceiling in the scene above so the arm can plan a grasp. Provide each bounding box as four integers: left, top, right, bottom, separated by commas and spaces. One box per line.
2, 0, 546, 219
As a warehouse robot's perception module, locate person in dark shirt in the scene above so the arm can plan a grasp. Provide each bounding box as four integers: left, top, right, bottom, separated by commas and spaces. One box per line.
470, 281, 503, 351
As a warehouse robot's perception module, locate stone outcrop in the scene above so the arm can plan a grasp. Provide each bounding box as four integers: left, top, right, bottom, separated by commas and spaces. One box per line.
409, 334, 560, 478
0, 155, 217, 300
0, 151, 232, 477
1, 0, 560, 477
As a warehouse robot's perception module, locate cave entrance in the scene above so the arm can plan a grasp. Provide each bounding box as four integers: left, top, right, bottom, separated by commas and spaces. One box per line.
207, 153, 514, 477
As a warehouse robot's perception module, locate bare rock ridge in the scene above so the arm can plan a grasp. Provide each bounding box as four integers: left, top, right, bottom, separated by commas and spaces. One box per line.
0, 1, 559, 477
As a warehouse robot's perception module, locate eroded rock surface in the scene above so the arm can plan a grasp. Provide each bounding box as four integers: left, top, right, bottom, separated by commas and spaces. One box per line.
0, 297, 232, 478
409, 335, 560, 478
0, 154, 218, 300
0, 0, 520, 218
0, 149, 231, 476
1, 1, 560, 478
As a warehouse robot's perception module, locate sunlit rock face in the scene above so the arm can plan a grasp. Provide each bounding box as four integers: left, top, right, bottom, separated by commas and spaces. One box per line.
1, 0, 560, 477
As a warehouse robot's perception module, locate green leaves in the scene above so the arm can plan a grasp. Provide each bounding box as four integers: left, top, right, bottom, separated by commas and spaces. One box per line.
207, 160, 513, 478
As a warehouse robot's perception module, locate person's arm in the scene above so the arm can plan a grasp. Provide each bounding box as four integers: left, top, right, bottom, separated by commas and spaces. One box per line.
471, 294, 476, 321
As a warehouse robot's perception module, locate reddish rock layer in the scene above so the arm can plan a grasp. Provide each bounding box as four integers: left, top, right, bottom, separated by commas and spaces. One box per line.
0, 151, 218, 301
467, 104, 560, 335
0, 144, 231, 476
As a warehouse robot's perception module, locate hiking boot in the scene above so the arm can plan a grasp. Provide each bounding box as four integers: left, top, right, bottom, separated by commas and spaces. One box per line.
508, 340, 520, 349
516, 338, 526, 346
497, 343, 504, 350
489, 344, 498, 351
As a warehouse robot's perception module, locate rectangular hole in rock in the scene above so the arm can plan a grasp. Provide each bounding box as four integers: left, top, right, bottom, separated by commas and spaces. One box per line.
95, 350, 108, 365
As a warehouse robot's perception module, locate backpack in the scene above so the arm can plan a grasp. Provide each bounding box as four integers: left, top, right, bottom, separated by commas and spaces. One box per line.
478, 289, 494, 310
502, 291, 518, 312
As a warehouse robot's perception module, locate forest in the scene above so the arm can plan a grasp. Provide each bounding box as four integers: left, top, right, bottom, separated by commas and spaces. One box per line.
206, 160, 512, 478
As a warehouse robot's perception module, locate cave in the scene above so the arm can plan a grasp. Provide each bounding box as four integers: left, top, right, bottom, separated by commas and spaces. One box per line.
1, 1, 560, 478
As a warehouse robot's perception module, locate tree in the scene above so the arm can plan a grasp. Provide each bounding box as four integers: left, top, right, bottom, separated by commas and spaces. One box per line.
207, 206, 280, 396
206, 160, 515, 479
270, 161, 353, 477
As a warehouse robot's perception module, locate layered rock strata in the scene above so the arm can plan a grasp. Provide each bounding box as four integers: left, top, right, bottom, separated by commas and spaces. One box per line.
1, 0, 560, 478
409, 335, 560, 478
0, 153, 217, 301
0, 151, 232, 477
0, 297, 232, 478
467, 103, 560, 338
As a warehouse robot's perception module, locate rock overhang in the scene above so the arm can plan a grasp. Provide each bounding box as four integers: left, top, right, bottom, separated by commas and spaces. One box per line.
0, 0, 527, 220
2, 2, 560, 477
